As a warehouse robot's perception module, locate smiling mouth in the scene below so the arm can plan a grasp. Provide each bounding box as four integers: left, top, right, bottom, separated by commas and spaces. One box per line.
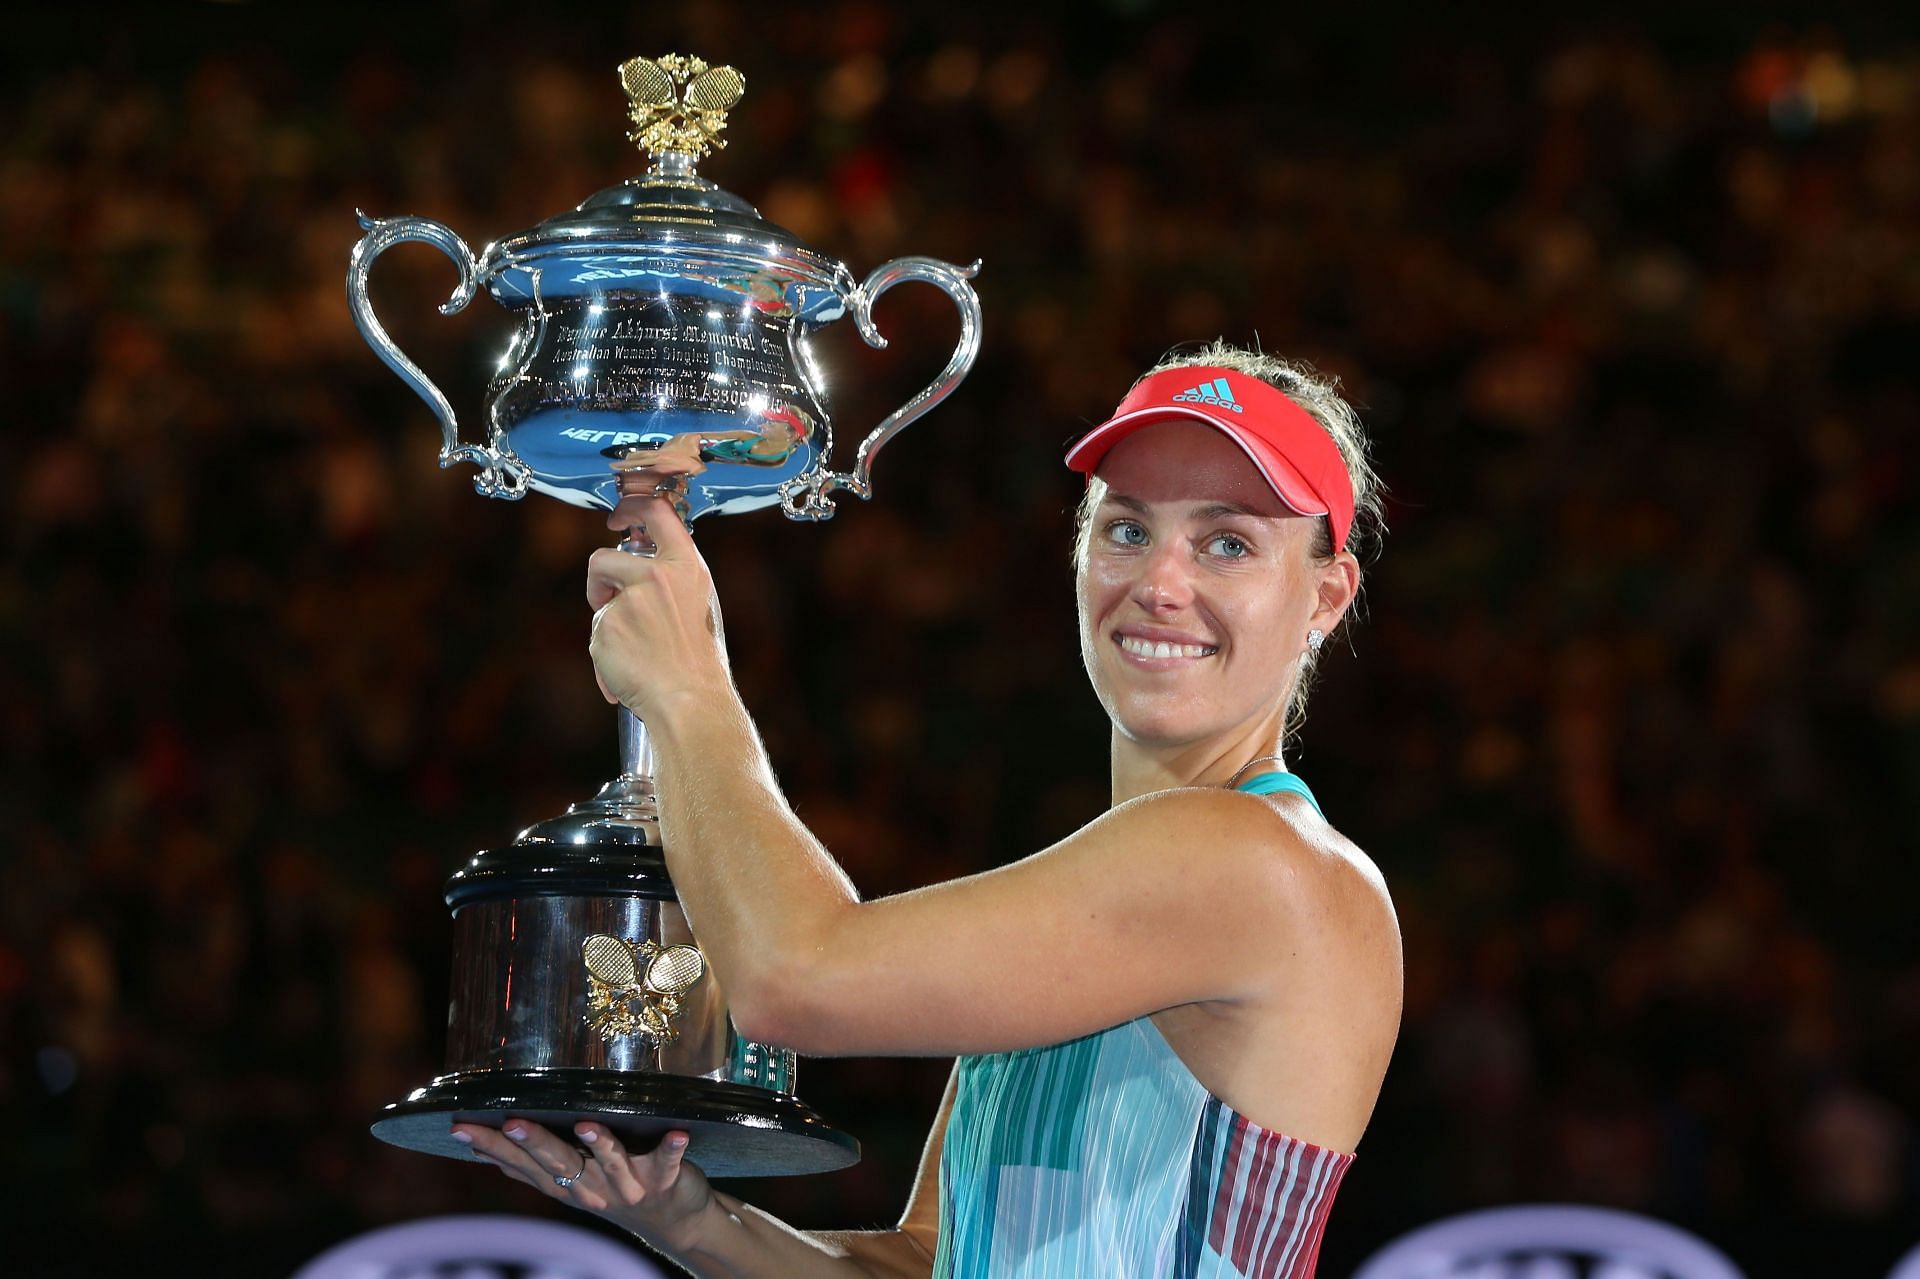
1115, 634, 1220, 661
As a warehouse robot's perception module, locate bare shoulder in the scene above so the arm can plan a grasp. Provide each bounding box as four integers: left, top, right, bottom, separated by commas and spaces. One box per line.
1273, 794, 1398, 927
1104, 785, 1398, 932
1253, 796, 1404, 1059
1271, 793, 1401, 971
1144, 787, 1403, 1032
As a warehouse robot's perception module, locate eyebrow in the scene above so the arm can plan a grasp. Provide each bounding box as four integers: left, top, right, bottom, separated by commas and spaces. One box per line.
1105, 495, 1272, 521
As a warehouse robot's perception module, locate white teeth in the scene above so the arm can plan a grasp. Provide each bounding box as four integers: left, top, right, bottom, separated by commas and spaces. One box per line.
1117, 635, 1216, 660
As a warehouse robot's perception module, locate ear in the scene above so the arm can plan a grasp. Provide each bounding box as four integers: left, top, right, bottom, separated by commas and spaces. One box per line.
1307, 550, 1361, 638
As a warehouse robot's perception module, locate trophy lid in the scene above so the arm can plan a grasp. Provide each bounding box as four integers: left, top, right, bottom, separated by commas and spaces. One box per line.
480, 54, 842, 283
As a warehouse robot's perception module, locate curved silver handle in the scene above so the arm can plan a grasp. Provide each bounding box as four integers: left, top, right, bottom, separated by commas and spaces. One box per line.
347, 212, 529, 500
781, 256, 982, 520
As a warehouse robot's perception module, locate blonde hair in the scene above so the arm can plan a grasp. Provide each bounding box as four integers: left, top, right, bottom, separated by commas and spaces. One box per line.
1071, 341, 1386, 738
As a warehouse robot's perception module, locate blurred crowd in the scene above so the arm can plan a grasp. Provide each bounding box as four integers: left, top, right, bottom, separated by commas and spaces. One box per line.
2, 4, 1917, 1275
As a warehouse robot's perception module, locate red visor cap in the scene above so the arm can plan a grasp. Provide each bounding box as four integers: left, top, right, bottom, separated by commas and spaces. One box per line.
1064, 366, 1355, 553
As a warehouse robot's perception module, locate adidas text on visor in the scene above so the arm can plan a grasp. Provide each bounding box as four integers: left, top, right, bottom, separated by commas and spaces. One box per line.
1064, 366, 1356, 553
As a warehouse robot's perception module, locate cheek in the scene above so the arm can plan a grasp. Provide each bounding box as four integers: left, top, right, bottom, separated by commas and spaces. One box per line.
1075, 557, 1125, 620
1074, 561, 1130, 674
1213, 574, 1306, 664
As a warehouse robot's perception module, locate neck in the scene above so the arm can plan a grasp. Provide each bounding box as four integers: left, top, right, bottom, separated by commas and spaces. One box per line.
1109, 729, 1287, 807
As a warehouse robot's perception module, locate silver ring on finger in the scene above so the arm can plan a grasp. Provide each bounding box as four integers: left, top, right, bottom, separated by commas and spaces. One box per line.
553, 1146, 589, 1189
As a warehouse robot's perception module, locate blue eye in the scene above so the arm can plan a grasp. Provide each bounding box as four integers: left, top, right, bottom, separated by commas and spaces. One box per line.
1104, 520, 1149, 546
1207, 534, 1249, 558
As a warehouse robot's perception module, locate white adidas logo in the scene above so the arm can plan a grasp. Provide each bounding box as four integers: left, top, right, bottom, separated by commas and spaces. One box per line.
1171, 377, 1244, 413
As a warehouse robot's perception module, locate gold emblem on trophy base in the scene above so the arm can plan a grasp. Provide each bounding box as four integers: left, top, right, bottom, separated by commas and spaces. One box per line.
620, 54, 746, 161
583, 933, 707, 1045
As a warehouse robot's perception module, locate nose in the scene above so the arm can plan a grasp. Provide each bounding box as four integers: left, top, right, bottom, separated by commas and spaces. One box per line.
1131, 541, 1195, 613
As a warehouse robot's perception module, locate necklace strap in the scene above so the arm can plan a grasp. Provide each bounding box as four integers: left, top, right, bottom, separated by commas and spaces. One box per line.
1224, 755, 1289, 790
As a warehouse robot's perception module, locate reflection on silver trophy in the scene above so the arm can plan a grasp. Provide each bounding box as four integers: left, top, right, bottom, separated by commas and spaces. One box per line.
346, 52, 982, 1176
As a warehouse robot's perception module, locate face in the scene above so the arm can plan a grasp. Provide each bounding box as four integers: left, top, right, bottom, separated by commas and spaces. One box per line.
1075, 420, 1346, 750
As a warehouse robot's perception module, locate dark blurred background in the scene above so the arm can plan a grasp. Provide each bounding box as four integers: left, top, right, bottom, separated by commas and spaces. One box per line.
4, 2, 1917, 1275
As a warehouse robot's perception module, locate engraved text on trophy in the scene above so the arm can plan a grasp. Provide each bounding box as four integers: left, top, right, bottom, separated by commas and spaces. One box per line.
499, 290, 809, 432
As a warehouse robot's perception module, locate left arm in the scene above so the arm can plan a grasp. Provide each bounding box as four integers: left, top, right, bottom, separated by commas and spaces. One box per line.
588, 499, 1361, 1058
641, 688, 1317, 1057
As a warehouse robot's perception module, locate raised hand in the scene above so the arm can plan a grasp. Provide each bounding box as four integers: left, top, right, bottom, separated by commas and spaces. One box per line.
587, 493, 734, 719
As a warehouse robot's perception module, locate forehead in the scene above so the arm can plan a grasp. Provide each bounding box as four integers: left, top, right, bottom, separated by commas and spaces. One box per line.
1092, 420, 1290, 516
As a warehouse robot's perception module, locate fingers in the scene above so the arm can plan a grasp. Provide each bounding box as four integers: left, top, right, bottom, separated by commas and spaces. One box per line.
625, 494, 696, 556
456, 1119, 608, 1211
646, 1130, 693, 1188
455, 1122, 549, 1189
604, 1125, 693, 1199
504, 1119, 605, 1209
583, 501, 699, 611
456, 1118, 701, 1223
606, 454, 698, 536
455, 1125, 538, 1189
586, 545, 648, 611
576, 1122, 648, 1207
607, 491, 658, 535
607, 476, 692, 536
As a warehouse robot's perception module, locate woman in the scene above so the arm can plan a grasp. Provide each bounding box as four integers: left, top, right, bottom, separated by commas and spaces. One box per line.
454, 343, 1403, 1278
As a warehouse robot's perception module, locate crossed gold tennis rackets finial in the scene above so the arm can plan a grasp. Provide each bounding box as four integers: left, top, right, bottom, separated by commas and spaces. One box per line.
619, 54, 747, 162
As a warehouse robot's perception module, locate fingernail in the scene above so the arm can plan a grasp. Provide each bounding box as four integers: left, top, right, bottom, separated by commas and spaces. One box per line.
505, 1126, 526, 1141
668, 1134, 689, 1150
450, 1130, 473, 1145
579, 1129, 598, 1144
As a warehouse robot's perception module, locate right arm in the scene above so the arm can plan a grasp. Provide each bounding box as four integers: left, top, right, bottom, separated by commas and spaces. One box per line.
453, 1062, 955, 1277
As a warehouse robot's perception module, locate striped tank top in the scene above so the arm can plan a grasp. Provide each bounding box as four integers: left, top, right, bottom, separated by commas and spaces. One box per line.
934, 772, 1354, 1278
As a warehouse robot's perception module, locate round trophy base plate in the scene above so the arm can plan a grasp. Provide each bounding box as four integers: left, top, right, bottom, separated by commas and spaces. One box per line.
372, 1068, 860, 1178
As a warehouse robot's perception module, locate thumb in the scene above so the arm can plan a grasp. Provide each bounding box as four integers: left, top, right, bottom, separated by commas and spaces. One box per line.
642, 1131, 692, 1189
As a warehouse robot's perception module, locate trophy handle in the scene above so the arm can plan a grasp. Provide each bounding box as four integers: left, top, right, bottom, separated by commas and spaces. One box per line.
347, 212, 531, 500
781, 256, 982, 520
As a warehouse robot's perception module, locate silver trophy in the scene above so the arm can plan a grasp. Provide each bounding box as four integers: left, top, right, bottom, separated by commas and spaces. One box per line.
346, 53, 981, 1176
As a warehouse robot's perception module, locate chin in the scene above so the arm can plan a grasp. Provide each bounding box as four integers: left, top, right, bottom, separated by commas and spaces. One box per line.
1104, 698, 1223, 750
1099, 672, 1288, 753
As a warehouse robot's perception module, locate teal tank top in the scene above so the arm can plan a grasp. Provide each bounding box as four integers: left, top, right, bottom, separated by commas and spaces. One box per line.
933, 773, 1354, 1278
